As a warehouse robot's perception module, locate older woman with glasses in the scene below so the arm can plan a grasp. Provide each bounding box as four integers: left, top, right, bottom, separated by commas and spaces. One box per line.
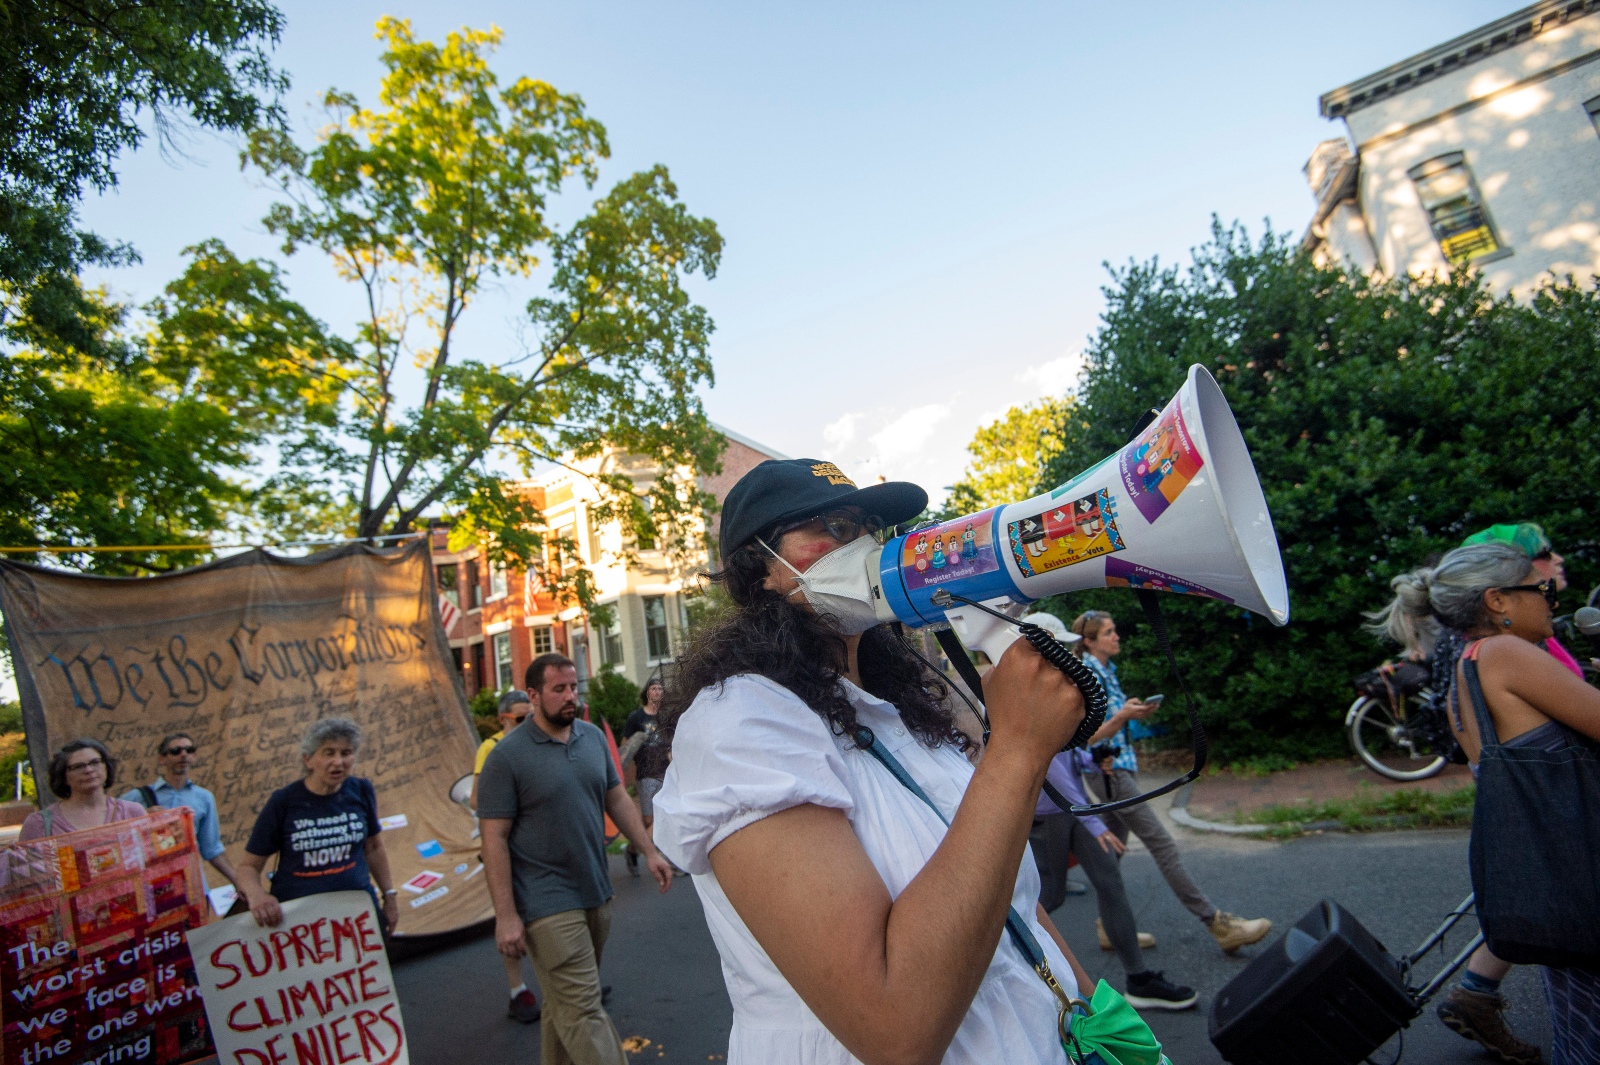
1376, 540, 1600, 1065
19, 739, 147, 840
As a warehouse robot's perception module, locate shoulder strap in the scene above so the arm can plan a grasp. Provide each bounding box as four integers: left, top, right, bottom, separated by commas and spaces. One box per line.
851, 725, 1078, 1014
1460, 655, 1500, 748
138, 785, 158, 809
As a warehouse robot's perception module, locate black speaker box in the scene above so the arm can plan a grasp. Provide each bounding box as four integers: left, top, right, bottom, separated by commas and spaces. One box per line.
1209, 899, 1420, 1065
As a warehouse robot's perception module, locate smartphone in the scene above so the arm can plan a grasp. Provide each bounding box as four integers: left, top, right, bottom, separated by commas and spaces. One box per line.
1143, 694, 1165, 707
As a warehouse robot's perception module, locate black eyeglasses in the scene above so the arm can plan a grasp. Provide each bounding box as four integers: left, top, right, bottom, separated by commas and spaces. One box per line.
66, 757, 105, 773
772, 509, 883, 545
1498, 579, 1559, 609
163, 745, 196, 755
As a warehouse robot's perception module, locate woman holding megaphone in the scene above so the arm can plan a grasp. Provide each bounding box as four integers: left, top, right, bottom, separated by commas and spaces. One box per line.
653, 458, 1158, 1065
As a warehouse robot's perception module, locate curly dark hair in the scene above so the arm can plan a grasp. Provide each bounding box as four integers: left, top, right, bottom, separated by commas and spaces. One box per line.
660, 537, 970, 754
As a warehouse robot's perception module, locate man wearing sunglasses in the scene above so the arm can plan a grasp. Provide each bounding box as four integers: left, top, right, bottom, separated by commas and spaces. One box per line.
123, 732, 240, 895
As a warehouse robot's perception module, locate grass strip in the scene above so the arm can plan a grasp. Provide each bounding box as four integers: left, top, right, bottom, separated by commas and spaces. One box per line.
1239, 785, 1476, 839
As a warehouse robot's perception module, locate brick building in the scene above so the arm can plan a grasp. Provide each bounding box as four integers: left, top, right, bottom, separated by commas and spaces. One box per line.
432, 425, 785, 698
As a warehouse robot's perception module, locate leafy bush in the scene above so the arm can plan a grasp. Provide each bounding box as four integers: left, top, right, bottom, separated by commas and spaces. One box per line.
0, 701, 20, 733
1037, 221, 1600, 763
469, 686, 504, 718
586, 666, 640, 734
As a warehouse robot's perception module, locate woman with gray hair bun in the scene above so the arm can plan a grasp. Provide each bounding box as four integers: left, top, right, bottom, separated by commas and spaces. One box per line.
237, 717, 398, 933
1377, 541, 1600, 1064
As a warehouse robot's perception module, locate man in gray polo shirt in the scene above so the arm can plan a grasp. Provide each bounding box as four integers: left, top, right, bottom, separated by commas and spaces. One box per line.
478, 652, 672, 1065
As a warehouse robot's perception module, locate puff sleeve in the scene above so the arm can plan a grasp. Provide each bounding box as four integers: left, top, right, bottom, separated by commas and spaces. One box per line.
653, 675, 856, 875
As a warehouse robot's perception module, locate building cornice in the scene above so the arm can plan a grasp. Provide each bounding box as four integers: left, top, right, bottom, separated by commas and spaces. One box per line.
1319, 0, 1599, 119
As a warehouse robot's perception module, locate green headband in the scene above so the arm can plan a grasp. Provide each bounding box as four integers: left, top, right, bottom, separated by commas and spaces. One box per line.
1462, 522, 1551, 559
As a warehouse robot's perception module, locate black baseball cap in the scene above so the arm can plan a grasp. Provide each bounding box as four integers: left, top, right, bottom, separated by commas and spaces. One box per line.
719, 458, 927, 560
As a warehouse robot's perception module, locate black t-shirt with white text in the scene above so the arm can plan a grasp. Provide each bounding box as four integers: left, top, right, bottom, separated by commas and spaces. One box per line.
624, 708, 668, 780
245, 777, 381, 902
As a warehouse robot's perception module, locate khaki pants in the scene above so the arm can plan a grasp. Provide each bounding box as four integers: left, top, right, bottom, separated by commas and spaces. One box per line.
1086, 767, 1216, 922
524, 904, 623, 1065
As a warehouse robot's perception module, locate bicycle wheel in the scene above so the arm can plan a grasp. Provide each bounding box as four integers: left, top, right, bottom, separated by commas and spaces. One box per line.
1348, 695, 1447, 781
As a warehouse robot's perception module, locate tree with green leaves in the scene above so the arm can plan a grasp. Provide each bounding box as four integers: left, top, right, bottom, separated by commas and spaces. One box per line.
243, 19, 725, 597
0, 241, 346, 570
0, 0, 286, 349
939, 396, 1077, 517
1028, 221, 1600, 764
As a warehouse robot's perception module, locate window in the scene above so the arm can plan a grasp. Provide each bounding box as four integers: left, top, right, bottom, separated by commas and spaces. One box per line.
488, 560, 508, 600
1408, 153, 1502, 266
1588, 95, 1600, 140
643, 595, 671, 660
600, 618, 625, 668
635, 496, 656, 551
437, 563, 459, 608
468, 640, 485, 694
464, 558, 483, 609
531, 625, 554, 655
493, 632, 514, 690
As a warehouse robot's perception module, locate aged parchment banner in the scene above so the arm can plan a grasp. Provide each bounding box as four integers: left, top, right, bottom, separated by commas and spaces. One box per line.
0, 542, 491, 936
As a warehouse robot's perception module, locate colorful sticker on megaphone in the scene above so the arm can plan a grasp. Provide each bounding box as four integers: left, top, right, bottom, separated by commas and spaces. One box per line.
1008, 488, 1126, 578
902, 508, 1000, 591
1104, 558, 1233, 603
1119, 400, 1203, 524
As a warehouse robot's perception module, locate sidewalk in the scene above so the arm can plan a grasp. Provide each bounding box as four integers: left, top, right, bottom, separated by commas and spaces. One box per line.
1184, 758, 1474, 825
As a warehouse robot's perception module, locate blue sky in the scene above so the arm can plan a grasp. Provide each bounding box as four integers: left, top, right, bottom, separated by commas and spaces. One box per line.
79, 0, 1517, 504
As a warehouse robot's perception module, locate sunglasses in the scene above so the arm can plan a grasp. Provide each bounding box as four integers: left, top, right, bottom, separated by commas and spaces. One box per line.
1498, 579, 1559, 610
163, 745, 197, 755
773, 508, 883, 545
66, 757, 105, 773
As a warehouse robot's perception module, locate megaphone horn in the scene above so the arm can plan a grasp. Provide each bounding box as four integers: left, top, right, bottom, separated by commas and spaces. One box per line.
867, 363, 1289, 665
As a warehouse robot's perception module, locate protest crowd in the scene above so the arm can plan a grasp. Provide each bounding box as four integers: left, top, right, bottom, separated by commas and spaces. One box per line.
7, 450, 1598, 1065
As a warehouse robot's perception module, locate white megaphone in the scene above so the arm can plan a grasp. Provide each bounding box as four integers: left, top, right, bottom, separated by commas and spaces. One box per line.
865, 364, 1289, 663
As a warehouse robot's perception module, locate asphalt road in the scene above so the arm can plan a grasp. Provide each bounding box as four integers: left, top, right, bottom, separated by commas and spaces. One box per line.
394, 828, 1549, 1064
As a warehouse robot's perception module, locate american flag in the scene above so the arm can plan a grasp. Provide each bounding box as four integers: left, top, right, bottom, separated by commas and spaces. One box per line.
437, 594, 460, 634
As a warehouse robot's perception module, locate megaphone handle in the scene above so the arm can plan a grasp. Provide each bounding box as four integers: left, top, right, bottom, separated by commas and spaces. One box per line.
931, 591, 1211, 817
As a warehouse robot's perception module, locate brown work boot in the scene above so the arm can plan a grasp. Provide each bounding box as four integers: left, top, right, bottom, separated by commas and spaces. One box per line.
1208, 911, 1271, 953
1436, 987, 1541, 1064
1096, 918, 1155, 950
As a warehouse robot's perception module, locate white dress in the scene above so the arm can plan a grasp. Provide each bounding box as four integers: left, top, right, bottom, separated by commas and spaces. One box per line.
653, 674, 1074, 1065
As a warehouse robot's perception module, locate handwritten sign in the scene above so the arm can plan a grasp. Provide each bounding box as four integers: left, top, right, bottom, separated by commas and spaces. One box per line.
0, 807, 212, 1065
0, 542, 491, 935
187, 892, 408, 1065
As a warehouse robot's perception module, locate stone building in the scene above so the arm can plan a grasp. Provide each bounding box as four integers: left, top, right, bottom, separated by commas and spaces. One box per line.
1304, 0, 1600, 295
431, 425, 786, 698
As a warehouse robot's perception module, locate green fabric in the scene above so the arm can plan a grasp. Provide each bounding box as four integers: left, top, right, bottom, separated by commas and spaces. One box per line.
1064, 980, 1170, 1065
1462, 522, 1550, 559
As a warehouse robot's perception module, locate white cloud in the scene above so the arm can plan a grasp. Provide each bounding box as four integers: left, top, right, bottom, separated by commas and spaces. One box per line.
1017, 352, 1086, 397
823, 411, 861, 451
867, 404, 950, 466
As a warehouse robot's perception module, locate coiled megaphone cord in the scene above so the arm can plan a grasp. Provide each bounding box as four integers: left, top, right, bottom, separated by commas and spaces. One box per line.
926, 591, 1208, 816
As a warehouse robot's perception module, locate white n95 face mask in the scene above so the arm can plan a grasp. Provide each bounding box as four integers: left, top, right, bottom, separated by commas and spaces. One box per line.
759, 533, 884, 635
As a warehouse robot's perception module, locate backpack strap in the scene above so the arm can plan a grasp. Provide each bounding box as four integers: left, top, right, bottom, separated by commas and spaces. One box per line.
137, 785, 159, 809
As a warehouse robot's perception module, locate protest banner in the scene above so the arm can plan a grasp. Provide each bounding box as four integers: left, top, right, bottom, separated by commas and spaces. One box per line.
0, 806, 212, 1065
187, 891, 408, 1065
0, 542, 491, 936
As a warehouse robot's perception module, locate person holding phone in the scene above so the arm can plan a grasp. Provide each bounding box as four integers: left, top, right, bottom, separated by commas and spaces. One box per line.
1071, 610, 1273, 954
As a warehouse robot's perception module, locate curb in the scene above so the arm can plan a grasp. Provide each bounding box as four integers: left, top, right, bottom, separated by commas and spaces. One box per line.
1167, 780, 1273, 835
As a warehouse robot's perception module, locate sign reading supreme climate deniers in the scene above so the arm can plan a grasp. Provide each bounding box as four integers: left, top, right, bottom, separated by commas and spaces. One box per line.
187, 892, 409, 1065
